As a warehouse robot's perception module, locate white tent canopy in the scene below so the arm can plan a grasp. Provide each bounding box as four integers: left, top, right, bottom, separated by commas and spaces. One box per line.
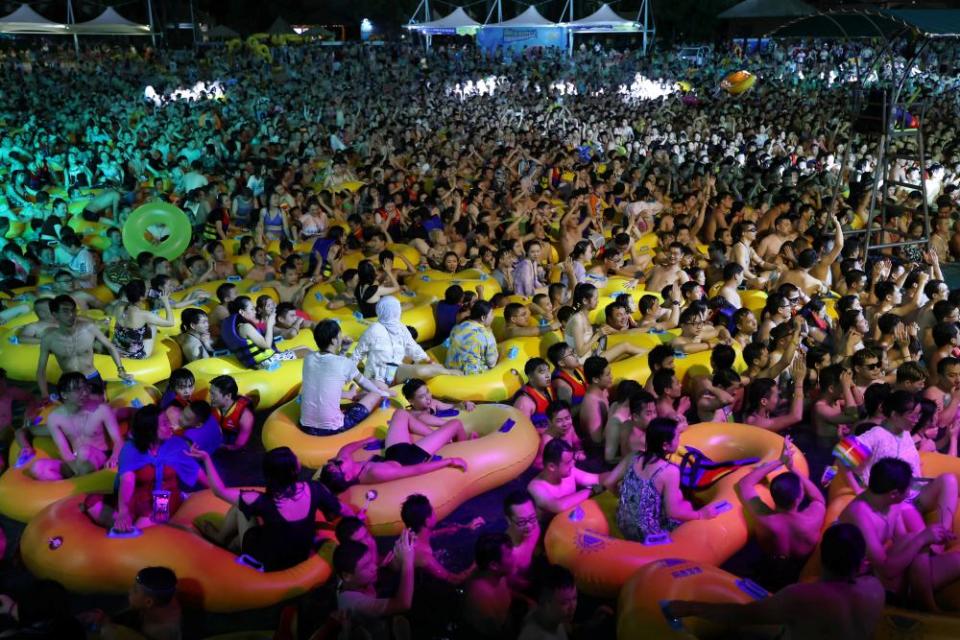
490, 6, 556, 27
406, 7, 481, 32
70, 7, 151, 36
567, 4, 639, 31
0, 3, 67, 34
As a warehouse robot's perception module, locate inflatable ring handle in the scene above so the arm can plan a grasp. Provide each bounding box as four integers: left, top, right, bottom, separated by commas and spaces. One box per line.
122, 202, 192, 261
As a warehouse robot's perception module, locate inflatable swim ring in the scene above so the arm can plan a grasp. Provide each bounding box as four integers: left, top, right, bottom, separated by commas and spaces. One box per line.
0, 329, 181, 385
721, 70, 756, 95
339, 404, 538, 536
262, 399, 396, 469
122, 202, 192, 261
20, 491, 333, 612
545, 422, 807, 597
618, 559, 770, 639
425, 338, 538, 402
185, 354, 303, 410
407, 273, 501, 300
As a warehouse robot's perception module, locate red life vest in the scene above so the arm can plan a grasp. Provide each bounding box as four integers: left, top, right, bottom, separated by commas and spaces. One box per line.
217, 396, 252, 433
514, 384, 555, 428
552, 368, 586, 406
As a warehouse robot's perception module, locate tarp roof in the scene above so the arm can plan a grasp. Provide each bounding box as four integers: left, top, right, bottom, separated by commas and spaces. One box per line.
567, 4, 638, 30
206, 24, 240, 40
0, 3, 67, 34
71, 7, 151, 36
718, 0, 815, 20
771, 9, 960, 39
406, 7, 480, 33
267, 16, 296, 36
491, 6, 557, 27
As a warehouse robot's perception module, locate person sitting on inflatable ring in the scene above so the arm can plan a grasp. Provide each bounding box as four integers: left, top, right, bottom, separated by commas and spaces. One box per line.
736, 436, 826, 591
665, 523, 885, 639
208, 375, 255, 451
85, 405, 206, 534
317, 407, 470, 494
27, 372, 123, 481
187, 445, 349, 571
219, 295, 310, 371
606, 418, 727, 544
513, 358, 555, 432
528, 439, 618, 522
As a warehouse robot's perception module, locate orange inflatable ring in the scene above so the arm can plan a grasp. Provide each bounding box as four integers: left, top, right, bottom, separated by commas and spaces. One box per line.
0, 382, 157, 522
801, 451, 960, 630
721, 70, 756, 95
617, 559, 770, 639
0, 437, 115, 522
262, 399, 397, 469
21, 490, 334, 612
339, 404, 538, 536
544, 422, 807, 597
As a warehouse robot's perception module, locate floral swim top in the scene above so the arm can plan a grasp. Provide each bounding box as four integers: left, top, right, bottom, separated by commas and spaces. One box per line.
616, 455, 681, 542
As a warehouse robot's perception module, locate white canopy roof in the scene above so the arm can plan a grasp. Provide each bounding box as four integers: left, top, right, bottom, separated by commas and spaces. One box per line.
0, 4, 67, 34
567, 4, 638, 30
406, 7, 480, 33
491, 6, 557, 27
70, 7, 151, 35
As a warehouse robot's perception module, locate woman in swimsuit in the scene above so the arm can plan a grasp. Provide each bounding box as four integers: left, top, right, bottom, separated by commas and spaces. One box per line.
111, 280, 175, 359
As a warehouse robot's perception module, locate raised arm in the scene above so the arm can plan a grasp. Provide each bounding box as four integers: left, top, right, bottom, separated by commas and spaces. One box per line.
186, 445, 243, 504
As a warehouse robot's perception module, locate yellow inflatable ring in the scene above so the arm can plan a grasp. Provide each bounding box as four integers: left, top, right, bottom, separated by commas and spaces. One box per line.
185, 355, 303, 410
425, 338, 537, 402
302, 289, 437, 342
618, 559, 770, 639
122, 202, 192, 261
544, 422, 807, 597
340, 404, 538, 536
408, 274, 502, 300
262, 400, 397, 469
0, 329, 180, 384
20, 491, 333, 612
721, 70, 756, 95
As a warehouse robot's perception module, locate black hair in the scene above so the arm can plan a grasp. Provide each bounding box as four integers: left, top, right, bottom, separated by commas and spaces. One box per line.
503, 489, 534, 516
868, 457, 912, 494
642, 418, 679, 467
136, 566, 178, 604
263, 446, 299, 499
524, 357, 549, 377
647, 344, 674, 371
333, 540, 368, 577
651, 368, 676, 396
881, 389, 917, 417
537, 564, 576, 601
469, 300, 493, 321
335, 516, 367, 544
313, 319, 342, 351
401, 493, 433, 533
583, 356, 608, 384
542, 438, 572, 467
180, 307, 207, 333
547, 341, 572, 367
209, 374, 239, 399
474, 532, 512, 571
131, 405, 162, 453
770, 472, 802, 509
401, 377, 428, 400
821, 523, 867, 577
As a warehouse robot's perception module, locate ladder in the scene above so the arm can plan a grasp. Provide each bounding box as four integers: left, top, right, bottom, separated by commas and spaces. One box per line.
860, 91, 931, 258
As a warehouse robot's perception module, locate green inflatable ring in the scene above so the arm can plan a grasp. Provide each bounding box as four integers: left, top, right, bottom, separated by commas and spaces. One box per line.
122, 202, 192, 261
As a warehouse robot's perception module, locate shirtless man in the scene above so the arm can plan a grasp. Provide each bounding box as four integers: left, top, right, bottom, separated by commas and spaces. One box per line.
643, 242, 689, 293
665, 523, 885, 640
604, 389, 657, 464
756, 215, 798, 262
716, 263, 744, 308
37, 295, 132, 400
811, 365, 860, 449
27, 372, 122, 480
922, 357, 960, 437
730, 222, 777, 289
579, 356, 612, 448
527, 439, 613, 521
840, 457, 960, 611
273, 262, 317, 307
783, 212, 844, 296
208, 282, 237, 340
737, 437, 825, 585
503, 491, 540, 591
244, 247, 276, 282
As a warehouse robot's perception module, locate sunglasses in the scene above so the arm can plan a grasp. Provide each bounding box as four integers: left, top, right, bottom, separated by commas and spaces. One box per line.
863, 362, 882, 370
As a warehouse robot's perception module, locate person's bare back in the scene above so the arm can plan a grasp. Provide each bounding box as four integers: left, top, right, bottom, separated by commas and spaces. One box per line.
763, 577, 885, 640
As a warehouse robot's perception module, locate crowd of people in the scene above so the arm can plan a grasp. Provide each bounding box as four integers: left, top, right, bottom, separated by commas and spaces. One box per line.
0, 29, 959, 640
